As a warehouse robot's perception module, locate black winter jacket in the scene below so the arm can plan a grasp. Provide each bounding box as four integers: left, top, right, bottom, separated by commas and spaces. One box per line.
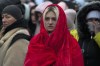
77, 1, 100, 66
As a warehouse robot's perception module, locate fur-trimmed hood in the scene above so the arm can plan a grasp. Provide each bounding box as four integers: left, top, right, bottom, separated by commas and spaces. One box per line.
77, 1, 100, 39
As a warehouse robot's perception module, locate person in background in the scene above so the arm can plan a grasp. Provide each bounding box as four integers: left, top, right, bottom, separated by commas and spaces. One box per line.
65, 9, 79, 41
58, 1, 69, 10
28, 5, 37, 39
58, 1, 79, 11
24, 4, 84, 66
77, 1, 100, 66
0, 5, 30, 66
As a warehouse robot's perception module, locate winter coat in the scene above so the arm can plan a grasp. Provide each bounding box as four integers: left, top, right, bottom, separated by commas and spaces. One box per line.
77, 1, 100, 66
0, 19, 30, 66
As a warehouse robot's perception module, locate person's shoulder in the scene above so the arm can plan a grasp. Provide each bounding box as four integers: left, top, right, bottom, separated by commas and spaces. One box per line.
30, 34, 39, 42
68, 35, 79, 47
9, 28, 30, 47
28, 33, 41, 47
12, 28, 30, 41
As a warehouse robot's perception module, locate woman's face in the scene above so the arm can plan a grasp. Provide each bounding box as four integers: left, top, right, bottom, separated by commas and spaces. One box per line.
31, 9, 36, 24
2, 13, 16, 28
44, 11, 57, 33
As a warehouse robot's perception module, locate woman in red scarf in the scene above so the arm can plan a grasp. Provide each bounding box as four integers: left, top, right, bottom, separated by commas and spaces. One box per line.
24, 4, 84, 66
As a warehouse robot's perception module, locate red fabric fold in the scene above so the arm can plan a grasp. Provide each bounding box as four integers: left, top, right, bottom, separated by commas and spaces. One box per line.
24, 4, 84, 66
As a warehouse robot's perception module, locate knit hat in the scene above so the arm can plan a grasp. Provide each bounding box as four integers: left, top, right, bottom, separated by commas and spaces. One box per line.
86, 10, 100, 19
2, 5, 22, 20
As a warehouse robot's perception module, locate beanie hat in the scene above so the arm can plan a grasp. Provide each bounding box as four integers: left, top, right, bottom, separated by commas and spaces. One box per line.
86, 10, 100, 19
2, 5, 22, 20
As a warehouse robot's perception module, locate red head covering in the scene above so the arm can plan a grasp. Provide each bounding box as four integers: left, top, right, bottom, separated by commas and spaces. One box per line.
24, 4, 84, 66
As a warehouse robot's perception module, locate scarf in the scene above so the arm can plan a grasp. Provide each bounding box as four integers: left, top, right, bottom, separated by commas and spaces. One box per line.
24, 4, 84, 66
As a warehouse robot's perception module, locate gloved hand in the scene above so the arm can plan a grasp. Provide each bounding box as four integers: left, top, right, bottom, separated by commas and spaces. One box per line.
87, 21, 100, 35
87, 22, 95, 32
94, 22, 100, 34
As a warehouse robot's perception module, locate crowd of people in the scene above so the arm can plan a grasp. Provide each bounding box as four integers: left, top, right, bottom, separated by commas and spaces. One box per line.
0, 0, 100, 66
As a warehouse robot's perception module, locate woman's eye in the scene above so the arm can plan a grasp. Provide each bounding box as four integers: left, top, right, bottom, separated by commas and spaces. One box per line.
52, 17, 56, 21
45, 17, 49, 21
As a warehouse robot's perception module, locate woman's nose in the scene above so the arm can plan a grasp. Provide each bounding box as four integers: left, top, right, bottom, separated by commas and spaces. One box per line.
49, 19, 53, 24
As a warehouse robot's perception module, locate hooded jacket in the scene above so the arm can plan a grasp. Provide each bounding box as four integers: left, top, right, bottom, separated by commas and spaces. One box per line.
64, 9, 79, 41
77, 1, 100, 66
